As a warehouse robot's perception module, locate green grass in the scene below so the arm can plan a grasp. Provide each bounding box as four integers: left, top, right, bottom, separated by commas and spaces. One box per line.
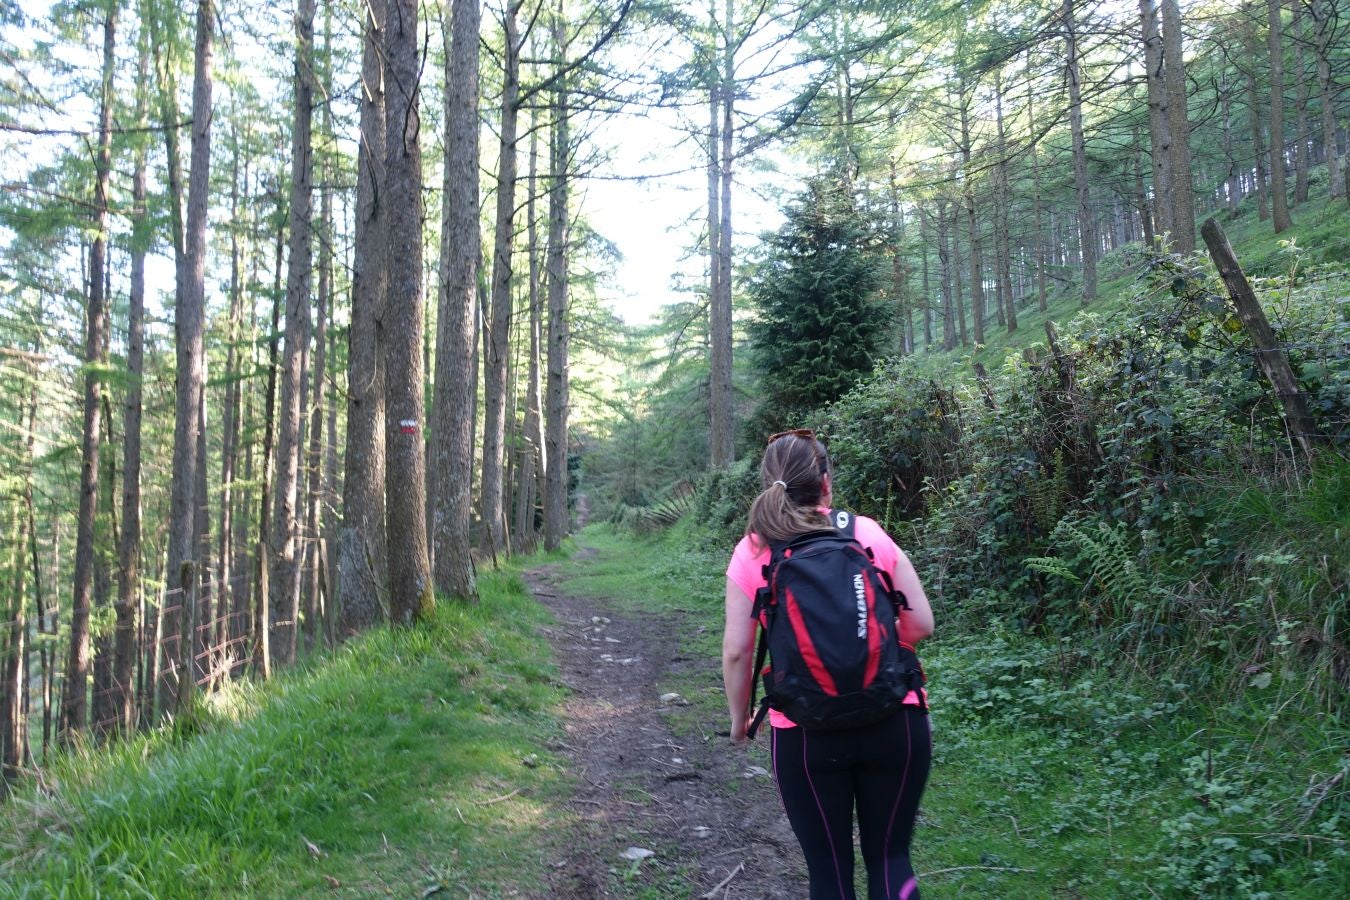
907, 193, 1350, 383
3, 523, 1342, 897
0, 565, 574, 898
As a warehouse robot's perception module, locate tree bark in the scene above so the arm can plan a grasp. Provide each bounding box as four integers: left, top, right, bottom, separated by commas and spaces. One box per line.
217, 125, 245, 680
994, 69, 1016, 334
162, 0, 213, 717
1065, 0, 1097, 303
303, 154, 331, 652
482, 0, 524, 560
937, 200, 955, 352
384, 0, 435, 623
958, 77, 985, 345
1201, 218, 1318, 458
513, 116, 544, 550
3, 355, 38, 781
1160, 0, 1195, 250
1141, 0, 1171, 241
1027, 67, 1048, 312
1292, 0, 1310, 204
708, 0, 735, 467
544, 1, 571, 551
1266, 0, 1294, 232
1313, 0, 1343, 199
431, 0, 480, 601
339, 0, 388, 635
1248, 60, 1270, 221
270, 0, 317, 666
63, 4, 117, 741
1222, 72, 1240, 214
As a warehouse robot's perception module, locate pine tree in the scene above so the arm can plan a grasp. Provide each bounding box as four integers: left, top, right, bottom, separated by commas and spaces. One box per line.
746, 177, 891, 430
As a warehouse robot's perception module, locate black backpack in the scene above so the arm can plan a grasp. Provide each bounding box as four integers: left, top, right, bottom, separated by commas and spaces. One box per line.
746, 509, 926, 740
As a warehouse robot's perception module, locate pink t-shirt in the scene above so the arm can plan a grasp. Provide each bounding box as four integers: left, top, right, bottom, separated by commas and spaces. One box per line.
726, 512, 926, 729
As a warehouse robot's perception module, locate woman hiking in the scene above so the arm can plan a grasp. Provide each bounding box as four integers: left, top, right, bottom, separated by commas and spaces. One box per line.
722, 429, 935, 900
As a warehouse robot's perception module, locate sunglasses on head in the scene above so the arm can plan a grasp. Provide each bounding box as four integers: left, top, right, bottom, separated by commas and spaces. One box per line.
767, 428, 817, 445
766, 429, 829, 475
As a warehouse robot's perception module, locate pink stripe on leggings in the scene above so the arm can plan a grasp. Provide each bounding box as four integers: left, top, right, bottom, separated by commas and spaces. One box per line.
800, 730, 848, 897
899, 876, 917, 899
883, 712, 915, 898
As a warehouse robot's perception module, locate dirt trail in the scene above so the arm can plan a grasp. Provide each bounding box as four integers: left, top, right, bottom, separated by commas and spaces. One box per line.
524, 553, 806, 898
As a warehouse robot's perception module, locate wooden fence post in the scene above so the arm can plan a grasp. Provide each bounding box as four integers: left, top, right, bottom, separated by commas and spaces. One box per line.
256, 542, 271, 680
1200, 217, 1321, 459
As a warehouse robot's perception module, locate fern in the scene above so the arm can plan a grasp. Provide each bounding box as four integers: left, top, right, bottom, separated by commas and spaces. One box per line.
1024, 555, 1082, 584
1035, 516, 1149, 621
1027, 450, 1070, 532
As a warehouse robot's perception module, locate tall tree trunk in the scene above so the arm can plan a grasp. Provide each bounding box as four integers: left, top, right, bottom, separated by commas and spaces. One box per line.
339, 0, 388, 635
1222, 72, 1240, 214
994, 69, 1016, 334
3, 357, 39, 780
1161, 0, 1195, 251
1292, 0, 1310, 204
888, 157, 910, 354
193, 382, 211, 686
1267, 0, 1294, 232
1065, 0, 1097, 302
1248, 62, 1271, 221
1313, 0, 1343, 199
708, 0, 735, 467
958, 78, 985, 346
160, 0, 213, 718
951, 207, 968, 347
937, 201, 955, 351
921, 238, 932, 349
1134, 130, 1155, 246
384, 0, 435, 623
431, 0, 480, 602
254, 217, 284, 680
482, 0, 523, 560
544, 3, 571, 552
1028, 68, 1048, 311
113, 6, 152, 737
91, 403, 118, 734
513, 116, 544, 550
303, 158, 331, 652
1141, 0, 1171, 241
218, 128, 244, 679
63, 5, 117, 741
270, 0, 316, 666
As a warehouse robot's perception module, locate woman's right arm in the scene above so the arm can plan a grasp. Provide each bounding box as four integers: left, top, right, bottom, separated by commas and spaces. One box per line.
722, 577, 756, 744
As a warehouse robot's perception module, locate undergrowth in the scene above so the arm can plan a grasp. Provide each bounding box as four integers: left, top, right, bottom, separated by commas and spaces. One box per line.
579, 522, 1349, 897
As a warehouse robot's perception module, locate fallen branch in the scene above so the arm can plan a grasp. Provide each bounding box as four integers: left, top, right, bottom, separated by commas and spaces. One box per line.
921, 865, 1037, 878
474, 788, 523, 806
700, 862, 744, 899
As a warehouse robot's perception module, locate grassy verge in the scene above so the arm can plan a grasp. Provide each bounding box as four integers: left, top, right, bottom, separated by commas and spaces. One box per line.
0, 563, 574, 899
560, 523, 1350, 898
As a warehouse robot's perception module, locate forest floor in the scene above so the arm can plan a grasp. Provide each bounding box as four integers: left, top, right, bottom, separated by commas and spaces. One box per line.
524, 549, 806, 898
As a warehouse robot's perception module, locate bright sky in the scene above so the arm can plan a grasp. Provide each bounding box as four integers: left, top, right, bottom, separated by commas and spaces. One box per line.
2, 0, 800, 334
582, 112, 791, 328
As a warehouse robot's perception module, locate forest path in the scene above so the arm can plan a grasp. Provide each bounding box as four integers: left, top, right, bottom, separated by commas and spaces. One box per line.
523, 546, 805, 898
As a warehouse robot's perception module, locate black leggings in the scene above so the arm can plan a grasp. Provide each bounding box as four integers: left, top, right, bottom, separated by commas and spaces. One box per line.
771, 708, 931, 900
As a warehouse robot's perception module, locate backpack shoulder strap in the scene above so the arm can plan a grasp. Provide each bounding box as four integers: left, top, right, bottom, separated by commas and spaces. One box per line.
826, 508, 857, 539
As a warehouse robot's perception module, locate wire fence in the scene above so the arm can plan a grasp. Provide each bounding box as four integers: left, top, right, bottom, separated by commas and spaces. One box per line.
1, 537, 337, 765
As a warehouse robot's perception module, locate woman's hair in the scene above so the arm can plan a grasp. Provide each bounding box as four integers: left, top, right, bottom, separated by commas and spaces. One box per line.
746, 432, 831, 545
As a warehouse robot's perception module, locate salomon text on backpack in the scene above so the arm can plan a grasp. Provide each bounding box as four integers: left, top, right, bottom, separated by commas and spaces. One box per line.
746, 509, 925, 739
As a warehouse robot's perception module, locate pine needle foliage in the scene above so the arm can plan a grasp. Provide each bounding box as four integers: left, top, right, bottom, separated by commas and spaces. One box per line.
746, 175, 892, 433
